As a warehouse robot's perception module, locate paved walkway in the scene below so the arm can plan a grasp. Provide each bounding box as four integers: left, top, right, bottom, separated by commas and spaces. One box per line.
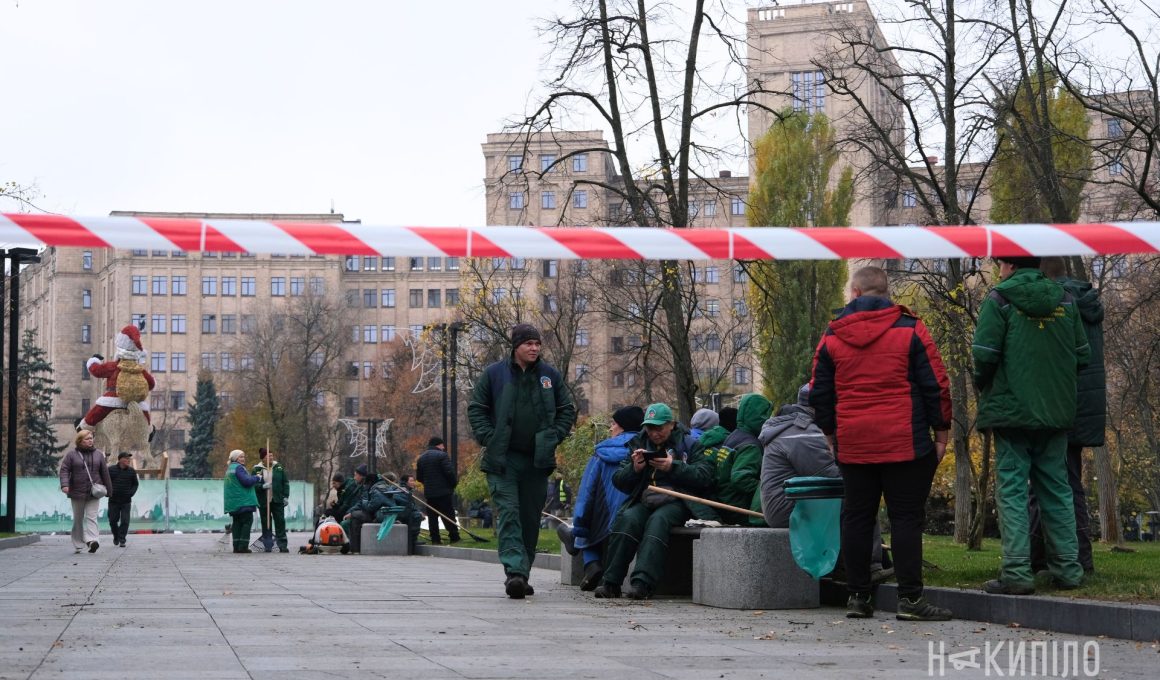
0, 534, 1154, 679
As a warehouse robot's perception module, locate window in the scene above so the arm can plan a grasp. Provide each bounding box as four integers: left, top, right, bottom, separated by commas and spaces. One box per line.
704, 266, 719, 283
1108, 118, 1124, 138
706, 334, 722, 351
131, 249, 146, 257
574, 364, 590, 381
575, 329, 590, 346
221, 314, 237, 334
428, 289, 442, 308
151, 353, 166, 372
733, 333, 750, 351
201, 352, 216, 371
81, 397, 91, 414
271, 277, 286, 296
81, 324, 91, 344
382, 289, 396, 308
427, 257, 443, 271
132, 275, 147, 295
239, 355, 255, 371
166, 430, 186, 449
170, 391, 187, 410
703, 201, 717, 217
1110, 157, 1124, 176
382, 325, 396, 342
132, 313, 146, 330
409, 324, 424, 338
733, 264, 748, 283
363, 325, 378, 343
573, 190, 588, 209
346, 361, 359, 378
688, 200, 699, 219
507, 155, 523, 172
902, 190, 917, 207
758, 7, 784, 20
152, 250, 167, 257
611, 336, 624, 353
240, 314, 255, 334
731, 197, 745, 216
734, 366, 751, 385
150, 393, 166, 411
172, 276, 187, 295
544, 260, 558, 278
382, 256, 396, 271
171, 315, 186, 334
221, 277, 237, 296
572, 153, 588, 172
362, 256, 377, 271
628, 334, 643, 349
310, 277, 324, 295
612, 372, 624, 388
202, 251, 217, 258
791, 70, 825, 113
446, 257, 460, 271
509, 192, 525, 209
543, 294, 558, 313
82, 289, 92, 309
82, 358, 91, 381
202, 276, 217, 295
706, 299, 720, 317
222, 251, 236, 258
539, 154, 556, 173
171, 353, 186, 372
218, 392, 232, 410
511, 257, 526, 270
290, 277, 304, 296
82, 251, 92, 270
344, 397, 360, 417
363, 289, 377, 308
345, 256, 358, 271
410, 257, 424, 272
221, 352, 236, 372
445, 289, 459, 306
152, 276, 167, 295
541, 191, 556, 209
240, 277, 256, 296
409, 289, 423, 307
201, 313, 217, 334
151, 314, 166, 334
733, 299, 749, 317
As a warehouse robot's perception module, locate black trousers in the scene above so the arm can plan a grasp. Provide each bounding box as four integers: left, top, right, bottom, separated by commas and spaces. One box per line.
349, 510, 372, 553
839, 453, 938, 600
425, 494, 460, 544
108, 500, 132, 544
1030, 443, 1094, 573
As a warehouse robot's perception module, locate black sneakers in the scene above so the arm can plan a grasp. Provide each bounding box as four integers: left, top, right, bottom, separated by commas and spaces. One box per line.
896, 596, 953, 621
557, 523, 578, 556
983, 579, 1035, 595
87, 541, 99, 553
505, 575, 528, 599
625, 581, 653, 600
593, 583, 621, 599
580, 561, 604, 591
846, 593, 874, 618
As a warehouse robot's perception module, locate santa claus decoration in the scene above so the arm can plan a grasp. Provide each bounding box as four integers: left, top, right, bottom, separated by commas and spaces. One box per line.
79, 324, 156, 439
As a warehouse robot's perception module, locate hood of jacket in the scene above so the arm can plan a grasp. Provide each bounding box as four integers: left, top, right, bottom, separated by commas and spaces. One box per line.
1057, 277, 1104, 325
829, 296, 902, 348
594, 431, 635, 464
736, 393, 774, 436
698, 425, 730, 449
996, 268, 1064, 317
758, 404, 816, 447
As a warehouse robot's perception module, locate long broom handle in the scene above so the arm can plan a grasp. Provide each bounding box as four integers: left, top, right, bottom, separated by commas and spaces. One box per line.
646, 485, 765, 519
382, 479, 486, 541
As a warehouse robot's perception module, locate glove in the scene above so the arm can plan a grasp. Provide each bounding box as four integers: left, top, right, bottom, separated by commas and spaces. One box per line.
92, 353, 105, 361
263, 482, 272, 489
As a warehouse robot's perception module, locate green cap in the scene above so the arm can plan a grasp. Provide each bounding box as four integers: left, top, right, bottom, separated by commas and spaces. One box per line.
642, 403, 674, 426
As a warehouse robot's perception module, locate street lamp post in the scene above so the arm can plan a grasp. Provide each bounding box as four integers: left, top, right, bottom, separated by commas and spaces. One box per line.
0, 248, 42, 533
356, 418, 384, 476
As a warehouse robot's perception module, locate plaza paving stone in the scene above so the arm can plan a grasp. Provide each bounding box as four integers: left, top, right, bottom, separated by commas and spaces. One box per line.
0, 533, 1155, 679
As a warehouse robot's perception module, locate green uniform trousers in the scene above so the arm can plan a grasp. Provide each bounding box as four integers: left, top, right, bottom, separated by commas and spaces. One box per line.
601, 501, 691, 590
995, 429, 1083, 588
486, 452, 550, 578
257, 501, 288, 550
230, 510, 254, 552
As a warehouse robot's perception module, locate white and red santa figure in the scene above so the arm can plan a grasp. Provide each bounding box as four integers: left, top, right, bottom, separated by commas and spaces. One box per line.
80, 324, 156, 432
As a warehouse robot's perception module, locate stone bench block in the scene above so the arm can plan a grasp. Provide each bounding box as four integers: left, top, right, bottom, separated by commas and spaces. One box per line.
361, 522, 409, 556
561, 548, 585, 585
692, 528, 819, 609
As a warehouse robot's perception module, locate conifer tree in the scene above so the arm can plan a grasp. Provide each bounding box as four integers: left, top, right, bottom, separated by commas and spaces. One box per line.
16, 329, 65, 475
180, 373, 220, 478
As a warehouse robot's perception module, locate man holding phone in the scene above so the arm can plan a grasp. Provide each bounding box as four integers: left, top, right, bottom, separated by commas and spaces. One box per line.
593, 403, 713, 600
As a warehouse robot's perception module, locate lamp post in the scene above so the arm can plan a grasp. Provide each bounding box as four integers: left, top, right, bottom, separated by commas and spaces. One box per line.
356, 418, 384, 476
447, 322, 465, 473
0, 248, 42, 533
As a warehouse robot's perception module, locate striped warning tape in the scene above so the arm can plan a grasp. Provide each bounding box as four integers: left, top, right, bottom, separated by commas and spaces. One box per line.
1, 214, 1157, 260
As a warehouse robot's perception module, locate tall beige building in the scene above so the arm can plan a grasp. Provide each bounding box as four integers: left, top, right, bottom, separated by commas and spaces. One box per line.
19, 212, 461, 470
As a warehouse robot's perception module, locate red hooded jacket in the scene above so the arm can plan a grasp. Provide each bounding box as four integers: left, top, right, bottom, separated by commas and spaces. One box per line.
809, 296, 952, 465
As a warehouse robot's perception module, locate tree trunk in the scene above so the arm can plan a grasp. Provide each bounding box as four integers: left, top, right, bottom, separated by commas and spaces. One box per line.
951, 369, 974, 544
659, 260, 696, 422
967, 429, 992, 550
1092, 444, 1122, 544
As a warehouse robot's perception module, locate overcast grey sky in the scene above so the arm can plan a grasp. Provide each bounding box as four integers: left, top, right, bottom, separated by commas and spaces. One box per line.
1, 0, 589, 226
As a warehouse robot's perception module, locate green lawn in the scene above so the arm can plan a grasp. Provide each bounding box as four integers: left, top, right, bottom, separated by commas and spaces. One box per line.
420, 526, 562, 554
918, 534, 1160, 604
0, 533, 18, 539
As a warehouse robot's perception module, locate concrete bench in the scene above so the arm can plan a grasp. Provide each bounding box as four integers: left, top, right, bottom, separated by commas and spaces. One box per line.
360, 522, 409, 556
692, 527, 819, 609
560, 526, 702, 596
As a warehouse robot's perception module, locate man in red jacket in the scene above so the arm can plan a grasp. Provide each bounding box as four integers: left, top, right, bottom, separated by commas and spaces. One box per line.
810, 266, 953, 621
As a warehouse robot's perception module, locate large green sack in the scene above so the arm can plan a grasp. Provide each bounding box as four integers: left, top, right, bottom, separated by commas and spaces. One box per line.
785, 476, 843, 579
375, 511, 400, 541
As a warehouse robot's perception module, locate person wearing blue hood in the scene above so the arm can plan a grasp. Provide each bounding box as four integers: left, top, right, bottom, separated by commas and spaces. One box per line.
559, 405, 645, 590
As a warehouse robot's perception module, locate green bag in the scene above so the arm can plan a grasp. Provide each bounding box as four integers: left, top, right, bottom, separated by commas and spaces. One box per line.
375, 511, 400, 541
785, 476, 843, 579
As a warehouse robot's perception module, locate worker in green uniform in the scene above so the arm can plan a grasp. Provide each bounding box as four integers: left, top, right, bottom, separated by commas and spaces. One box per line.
253, 447, 291, 552
223, 449, 261, 554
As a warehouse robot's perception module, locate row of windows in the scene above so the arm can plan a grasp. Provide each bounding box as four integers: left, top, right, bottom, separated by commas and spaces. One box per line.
198, 352, 255, 372
508, 190, 589, 210
349, 324, 424, 344
344, 256, 460, 273
346, 288, 459, 309
507, 153, 589, 174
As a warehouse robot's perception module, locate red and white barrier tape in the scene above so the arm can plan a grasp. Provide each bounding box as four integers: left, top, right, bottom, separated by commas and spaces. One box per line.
1, 214, 1157, 260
